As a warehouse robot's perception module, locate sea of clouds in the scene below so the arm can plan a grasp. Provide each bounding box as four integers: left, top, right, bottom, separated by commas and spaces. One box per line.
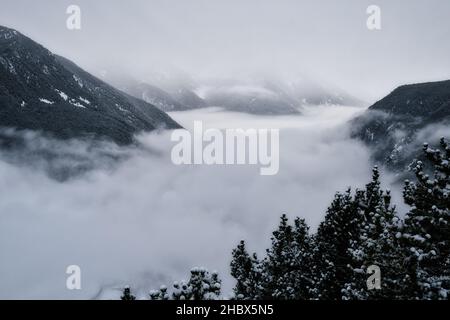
0, 106, 406, 299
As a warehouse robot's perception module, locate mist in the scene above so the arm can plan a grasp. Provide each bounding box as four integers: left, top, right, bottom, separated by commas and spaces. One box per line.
0, 106, 407, 299
1, 0, 450, 102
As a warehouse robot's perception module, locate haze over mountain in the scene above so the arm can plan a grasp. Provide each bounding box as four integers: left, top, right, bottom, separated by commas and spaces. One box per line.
1, 0, 450, 301
103, 70, 363, 115
103, 72, 206, 112
0, 26, 181, 146
196, 75, 363, 114
4, 1, 449, 103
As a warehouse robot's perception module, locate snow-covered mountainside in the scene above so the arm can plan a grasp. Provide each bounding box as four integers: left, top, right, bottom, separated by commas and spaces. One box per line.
0, 26, 181, 145
352, 80, 450, 170
120, 82, 190, 112
102, 70, 209, 112
198, 83, 301, 115
169, 86, 208, 110
196, 77, 362, 115
104, 74, 206, 112
102, 71, 361, 115
280, 76, 364, 107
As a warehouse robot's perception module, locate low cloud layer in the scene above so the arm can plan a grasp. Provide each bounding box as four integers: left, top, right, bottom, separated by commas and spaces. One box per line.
1, 0, 450, 102
0, 106, 403, 299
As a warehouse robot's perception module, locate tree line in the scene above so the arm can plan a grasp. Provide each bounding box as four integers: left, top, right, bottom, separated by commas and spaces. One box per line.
122, 138, 449, 300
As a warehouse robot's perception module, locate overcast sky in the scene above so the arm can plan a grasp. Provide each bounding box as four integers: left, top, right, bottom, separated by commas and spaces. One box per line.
1, 0, 450, 102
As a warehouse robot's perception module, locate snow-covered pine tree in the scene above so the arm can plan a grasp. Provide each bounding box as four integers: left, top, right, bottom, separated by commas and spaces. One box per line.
187, 267, 222, 300
260, 214, 313, 299
149, 268, 222, 300
343, 166, 407, 299
209, 270, 222, 298
259, 214, 294, 299
230, 240, 263, 299
290, 217, 315, 299
311, 189, 362, 300
121, 286, 136, 300
401, 138, 450, 300
172, 280, 191, 300
149, 285, 170, 300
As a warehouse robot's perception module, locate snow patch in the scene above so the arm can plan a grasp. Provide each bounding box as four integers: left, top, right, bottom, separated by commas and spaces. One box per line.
39, 98, 54, 105
79, 97, 91, 105
55, 90, 68, 101
73, 75, 84, 88
7, 61, 16, 74
43, 65, 50, 75
116, 104, 128, 113
1, 30, 16, 40
70, 100, 86, 109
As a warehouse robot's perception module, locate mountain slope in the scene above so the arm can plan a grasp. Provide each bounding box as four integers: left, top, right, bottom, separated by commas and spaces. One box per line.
99, 72, 207, 112
0, 26, 181, 145
284, 79, 363, 107
169, 86, 207, 109
103, 72, 361, 115
352, 80, 450, 169
204, 89, 301, 115
198, 81, 301, 115
100, 73, 189, 112
197, 77, 362, 115
124, 82, 189, 112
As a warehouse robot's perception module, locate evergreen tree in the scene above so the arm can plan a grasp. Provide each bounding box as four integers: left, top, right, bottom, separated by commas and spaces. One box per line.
312, 189, 362, 300
230, 241, 263, 299
260, 214, 294, 299
260, 214, 313, 299
149, 285, 170, 300
188, 267, 221, 300
401, 138, 450, 299
121, 286, 136, 300
343, 166, 408, 299
172, 280, 191, 300
150, 268, 222, 300
290, 217, 314, 299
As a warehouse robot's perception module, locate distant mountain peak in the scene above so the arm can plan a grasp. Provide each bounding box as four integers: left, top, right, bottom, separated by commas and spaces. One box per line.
93, 69, 362, 115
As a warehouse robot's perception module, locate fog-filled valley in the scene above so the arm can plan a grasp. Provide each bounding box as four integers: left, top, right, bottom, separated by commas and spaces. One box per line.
1, 0, 449, 301
0, 105, 407, 299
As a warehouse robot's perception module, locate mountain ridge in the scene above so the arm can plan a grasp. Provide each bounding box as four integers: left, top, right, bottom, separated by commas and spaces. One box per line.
352, 79, 450, 170
0, 25, 181, 145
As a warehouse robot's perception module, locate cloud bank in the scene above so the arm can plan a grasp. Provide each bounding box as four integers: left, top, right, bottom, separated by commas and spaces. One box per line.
0, 106, 402, 299
1, 0, 450, 102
